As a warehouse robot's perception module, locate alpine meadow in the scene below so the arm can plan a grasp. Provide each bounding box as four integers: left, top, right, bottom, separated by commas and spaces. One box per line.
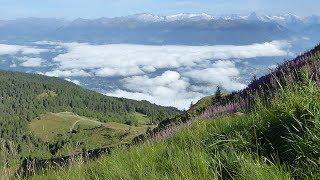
1, 0, 320, 179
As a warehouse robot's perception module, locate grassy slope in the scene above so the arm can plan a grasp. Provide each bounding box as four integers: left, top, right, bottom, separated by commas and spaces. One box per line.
188, 95, 214, 116
32, 78, 320, 179
29, 112, 155, 156
188, 93, 228, 117
128, 112, 151, 125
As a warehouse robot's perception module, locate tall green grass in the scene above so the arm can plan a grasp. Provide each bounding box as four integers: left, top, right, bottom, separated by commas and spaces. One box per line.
29, 77, 320, 179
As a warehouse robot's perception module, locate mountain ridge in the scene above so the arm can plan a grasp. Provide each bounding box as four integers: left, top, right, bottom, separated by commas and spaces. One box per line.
1, 12, 315, 23
1, 12, 318, 45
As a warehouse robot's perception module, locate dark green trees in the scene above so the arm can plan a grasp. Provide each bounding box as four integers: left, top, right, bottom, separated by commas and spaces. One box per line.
0, 71, 181, 166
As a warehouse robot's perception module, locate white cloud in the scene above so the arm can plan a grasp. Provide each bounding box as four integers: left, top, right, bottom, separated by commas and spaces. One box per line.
0, 44, 47, 55
9, 63, 17, 68
37, 41, 289, 109
122, 71, 189, 95
19, 57, 44, 67
189, 85, 216, 94
107, 89, 203, 110
269, 64, 278, 69
184, 60, 246, 91
44, 69, 90, 77
20, 47, 47, 55
95, 66, 144, 77
107, 71, 203, 109
65, 78, 81, 85
50, 41, 289, 78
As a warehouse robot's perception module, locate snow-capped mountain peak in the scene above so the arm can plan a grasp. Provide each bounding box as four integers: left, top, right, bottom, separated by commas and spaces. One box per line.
62, 12, 319, 27
124, 13, 215, 22
218, 12, 305, 24
165, 13, 214, 21
247, 12, 265, 21
127, 13, 165, 22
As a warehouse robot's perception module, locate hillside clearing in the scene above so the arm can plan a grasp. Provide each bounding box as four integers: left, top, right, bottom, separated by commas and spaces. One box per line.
29, 112, 156, 156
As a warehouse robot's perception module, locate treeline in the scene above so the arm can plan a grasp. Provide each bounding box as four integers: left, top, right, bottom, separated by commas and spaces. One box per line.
0, 71, 180, 167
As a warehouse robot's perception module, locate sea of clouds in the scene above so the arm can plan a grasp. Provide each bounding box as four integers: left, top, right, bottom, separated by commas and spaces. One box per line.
0, 41, 290, 109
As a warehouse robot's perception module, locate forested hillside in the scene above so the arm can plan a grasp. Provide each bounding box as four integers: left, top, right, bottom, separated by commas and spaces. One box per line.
0, 71, 180, 168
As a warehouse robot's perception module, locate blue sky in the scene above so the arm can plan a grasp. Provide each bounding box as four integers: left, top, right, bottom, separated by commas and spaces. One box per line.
0, 0, 318, 19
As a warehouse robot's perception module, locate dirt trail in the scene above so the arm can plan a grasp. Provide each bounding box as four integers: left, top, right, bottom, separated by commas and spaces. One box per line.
69, 118, 103, 132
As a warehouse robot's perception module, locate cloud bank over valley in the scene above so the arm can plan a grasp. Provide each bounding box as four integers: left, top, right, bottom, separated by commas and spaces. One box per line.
0, 41, 292, 109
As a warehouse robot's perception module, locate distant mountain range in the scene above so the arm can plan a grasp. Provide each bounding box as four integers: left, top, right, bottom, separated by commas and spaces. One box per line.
112, 12, 318, 24
0, 12, 319, 45
69, 12, 317, 24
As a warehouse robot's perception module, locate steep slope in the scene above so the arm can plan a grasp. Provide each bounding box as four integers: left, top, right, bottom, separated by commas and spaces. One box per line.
0, 71, 180, 168
200, 44, 320, 118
